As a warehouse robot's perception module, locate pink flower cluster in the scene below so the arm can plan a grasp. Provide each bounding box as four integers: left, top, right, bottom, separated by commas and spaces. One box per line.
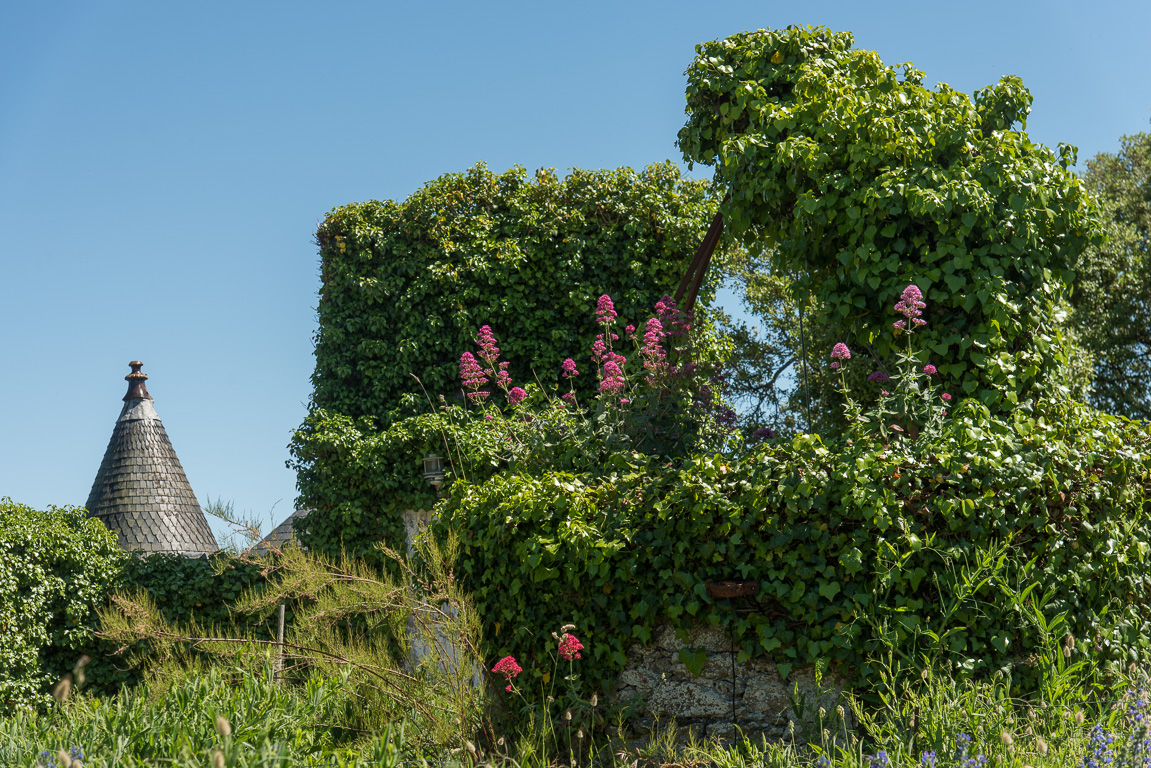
595, 294, 617, 325
561, 358, 579, 378
459, 352, 490, 403
508, 386, 527, 405
893, 284, 927, 331
558, 633, 584, 661
829, 342, 851, 369
600, 361, 625, 395
492, 655, 522, 691
654, 295, 690, 338
641, 317, 668, 385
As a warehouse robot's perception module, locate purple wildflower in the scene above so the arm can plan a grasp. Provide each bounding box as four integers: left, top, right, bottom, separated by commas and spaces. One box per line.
830, 343, 851, 361
641, 317, 668, 384
508, 386, 527, 405
868, 371, 890, 383
595, 294, 617, 325
600, 361, 625, 395
496, 361, 512, 390
830, 361, 840, 369
561, 392, 575, 402
476, 325, 501, 366
561, 358, 579, 378
923, 364, 937, 375
752, 427, 775, 440
466, 391, 490, 403
894, 284, 927, 331
459, 352, 488, 390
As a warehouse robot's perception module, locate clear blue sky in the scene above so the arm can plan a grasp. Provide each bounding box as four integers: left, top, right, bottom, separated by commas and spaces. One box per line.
3, 0, 1148, 544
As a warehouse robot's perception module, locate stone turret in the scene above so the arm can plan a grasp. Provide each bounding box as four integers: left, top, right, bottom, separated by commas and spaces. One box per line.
85, 361, 218, 556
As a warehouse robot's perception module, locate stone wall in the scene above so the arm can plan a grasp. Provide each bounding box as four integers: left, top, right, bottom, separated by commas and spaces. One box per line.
615, 624, 853, 743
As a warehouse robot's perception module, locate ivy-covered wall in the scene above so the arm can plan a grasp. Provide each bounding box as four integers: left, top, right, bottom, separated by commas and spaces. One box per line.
435, 397, 1151, 702
292, 162, 724, 562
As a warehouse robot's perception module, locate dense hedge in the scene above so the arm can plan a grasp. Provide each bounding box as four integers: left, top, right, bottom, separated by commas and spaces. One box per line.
306, 162, 719, 423
0, 499, 127, 710
678, 26, 1101, 416
0, 497, 275, 707
435, 397, 1151, 700
293, 162, 724, 559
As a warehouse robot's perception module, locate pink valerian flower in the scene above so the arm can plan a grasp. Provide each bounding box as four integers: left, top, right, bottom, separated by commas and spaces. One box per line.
492, 655, 522, 691
868, 371, 890, 383
595, 294, 617, 325
561, 391, 576, 402
459, 352, 488, 390
830, 361, 840, 370
881, 390, 891, 396
476, 325, 502, 366
558, 633, 584, 661
495, 362, 512, 391
625, 324, 636, 339
467, 391, 491, 403
561, 358, 579, 378
591, 336, 607, 364
600, 361, 625, 395
655, 296, 690, 338
641, 317, 668, 384
830, 343, 851, 361
508, 387, 527, 405
620, 398, 630, 404
923, 364, 937, 375
941, 392, 952, 401
894, 285, 927, 329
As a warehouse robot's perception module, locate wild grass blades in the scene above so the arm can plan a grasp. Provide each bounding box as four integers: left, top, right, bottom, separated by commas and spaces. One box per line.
96, 531, 486, 758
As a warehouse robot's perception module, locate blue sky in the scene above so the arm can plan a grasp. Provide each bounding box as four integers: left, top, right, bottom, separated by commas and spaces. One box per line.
2, 0, 1148, 544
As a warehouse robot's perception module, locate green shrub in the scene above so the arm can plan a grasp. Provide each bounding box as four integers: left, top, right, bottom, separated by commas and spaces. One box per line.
678, 26, 1102, 418
435, 396, 1151, 704
291, 162, 727, 559
0, 499, 127, 711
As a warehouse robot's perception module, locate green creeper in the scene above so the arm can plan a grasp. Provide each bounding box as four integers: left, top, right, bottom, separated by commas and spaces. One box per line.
678, 26, 1102, 417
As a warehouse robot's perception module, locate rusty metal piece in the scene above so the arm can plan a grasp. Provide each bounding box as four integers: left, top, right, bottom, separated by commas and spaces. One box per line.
674, 210, 725, 318
705, 580, 759, 599
123, 360, 152, 401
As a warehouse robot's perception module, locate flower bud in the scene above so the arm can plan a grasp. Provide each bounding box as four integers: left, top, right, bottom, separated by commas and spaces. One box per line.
216, 716, 232, 737
57, 750, 73, 768
1036, 738, 1049, 755
1075, 710, 1085, 725
212, 751, 225, 768
590, 693, 598, 708
1001, 732, 1013, 746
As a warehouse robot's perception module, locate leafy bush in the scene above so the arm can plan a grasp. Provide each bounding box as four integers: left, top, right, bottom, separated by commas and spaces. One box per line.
292, 162, 727, 558
435, 395, 1151, 705
678, 26, 1102, 418
0, 499, 127, 711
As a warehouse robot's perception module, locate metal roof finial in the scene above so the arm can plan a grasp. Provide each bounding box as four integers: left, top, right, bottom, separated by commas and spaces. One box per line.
123, 360, 153, 401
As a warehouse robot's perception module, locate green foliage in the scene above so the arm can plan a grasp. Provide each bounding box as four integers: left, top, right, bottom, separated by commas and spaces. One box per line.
0, 499, 127, 711
294, 163, 727, 560
0, 665, 408, 767
306, 162, 719, 424
435, 396, 1151, 706
678, 26, 1102, 416
119, 553, 268, 629
1072, 131, 1151, 420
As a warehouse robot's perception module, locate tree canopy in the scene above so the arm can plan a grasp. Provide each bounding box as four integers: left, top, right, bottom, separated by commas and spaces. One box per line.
1071, 131, 1151, 420
679, 26, 1101, 417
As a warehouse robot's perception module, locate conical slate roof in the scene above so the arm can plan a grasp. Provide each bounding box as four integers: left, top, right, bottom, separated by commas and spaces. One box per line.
85, 361, 218, 556
252, 508, 310, 555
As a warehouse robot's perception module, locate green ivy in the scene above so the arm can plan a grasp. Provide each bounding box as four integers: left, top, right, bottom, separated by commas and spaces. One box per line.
677, 26, 1102, 416
435, 397, 1151, 702
292, 162, 724, 561
0, 499, 127, 711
